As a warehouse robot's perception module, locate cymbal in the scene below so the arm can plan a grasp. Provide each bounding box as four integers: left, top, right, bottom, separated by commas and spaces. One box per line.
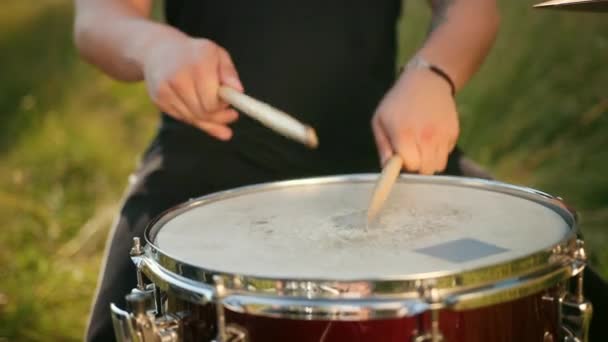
534, 0, 608, 12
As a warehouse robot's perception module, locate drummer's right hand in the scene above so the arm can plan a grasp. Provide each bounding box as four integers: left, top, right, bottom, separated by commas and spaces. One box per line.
141, 37, 244, 140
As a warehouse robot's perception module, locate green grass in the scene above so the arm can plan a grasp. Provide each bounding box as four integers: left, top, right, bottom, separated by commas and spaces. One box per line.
1, 1, 607, 340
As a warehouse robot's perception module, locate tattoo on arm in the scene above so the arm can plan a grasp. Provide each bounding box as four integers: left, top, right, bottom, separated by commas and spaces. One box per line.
428, 0, 455, 33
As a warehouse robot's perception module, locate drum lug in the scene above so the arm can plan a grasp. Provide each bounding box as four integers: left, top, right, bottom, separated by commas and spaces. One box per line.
559, 267, 592, 342
210, 324, 248, 342
543, 240, 593, 342
130, 237, 147, 292
130, 236, 144, 257
411, 309, 444, 342
212, 275, 249, 342
560, 295, 592, 342
560, 240, 592, 342
412, 284, 444, 342
220, 324, 248, 342
543, 293, 592, 342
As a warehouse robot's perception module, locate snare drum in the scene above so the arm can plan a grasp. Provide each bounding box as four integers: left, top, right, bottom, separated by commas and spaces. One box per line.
110, 175, 592, 342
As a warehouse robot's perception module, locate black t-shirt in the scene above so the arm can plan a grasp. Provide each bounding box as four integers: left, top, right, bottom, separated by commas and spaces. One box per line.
159, 1, 403, 176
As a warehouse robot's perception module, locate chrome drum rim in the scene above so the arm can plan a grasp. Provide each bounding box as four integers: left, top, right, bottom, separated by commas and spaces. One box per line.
137, 174, 582, 320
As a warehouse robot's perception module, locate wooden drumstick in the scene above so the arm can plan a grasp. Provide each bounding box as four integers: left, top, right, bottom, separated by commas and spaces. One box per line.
218, 86, 319, 149
367, 155, 403, 223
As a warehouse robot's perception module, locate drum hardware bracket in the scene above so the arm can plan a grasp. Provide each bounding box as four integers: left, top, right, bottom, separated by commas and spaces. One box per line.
543, 239, 592, 342
412, 283, 445, 342
110, 289, 186, 342
109, 238, 186, 342
131, 237, 144, 256
130, 237, 148, 292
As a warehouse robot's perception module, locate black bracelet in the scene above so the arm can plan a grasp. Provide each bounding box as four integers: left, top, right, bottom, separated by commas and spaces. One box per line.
403, 56, 456, 97
428, 64, 456, 97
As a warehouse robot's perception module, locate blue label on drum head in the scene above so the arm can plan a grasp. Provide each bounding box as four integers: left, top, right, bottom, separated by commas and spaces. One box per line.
414, 238, 508, 263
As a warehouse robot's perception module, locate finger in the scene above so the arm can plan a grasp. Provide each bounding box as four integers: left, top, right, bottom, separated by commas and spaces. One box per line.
149, 83, 184, 119
158, 83, 195, 122
200, 108, 239, 125
372, 117, 394, 166
447, 122, 460, 153
393, 130, 421, 173
195, 51, 222, 113
417, 139, 437, 175
191, 120, 233, 141
169, 74, 203, 120
158, 100, 187, 123
447, 134, 458, 154
435, 142, 449, 174
193, 75, 228, 114
218, 47, 244, 92
417, 124, 440, 175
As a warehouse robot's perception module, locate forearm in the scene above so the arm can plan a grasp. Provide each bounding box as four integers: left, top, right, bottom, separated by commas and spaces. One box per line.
74, 0, 186, 82
416, 0, 500, 91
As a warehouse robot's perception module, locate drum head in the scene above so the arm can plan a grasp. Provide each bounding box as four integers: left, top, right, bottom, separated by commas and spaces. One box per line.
150, 175, 573, 280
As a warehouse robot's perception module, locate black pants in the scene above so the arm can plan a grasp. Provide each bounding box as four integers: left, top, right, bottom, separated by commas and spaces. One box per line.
85, 143, 608, 342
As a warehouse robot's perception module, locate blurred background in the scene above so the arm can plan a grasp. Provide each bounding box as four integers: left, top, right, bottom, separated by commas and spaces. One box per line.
0, 0, 607, 340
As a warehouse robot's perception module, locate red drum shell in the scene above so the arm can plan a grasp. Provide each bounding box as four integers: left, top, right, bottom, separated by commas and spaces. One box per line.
174, 288, 559, 342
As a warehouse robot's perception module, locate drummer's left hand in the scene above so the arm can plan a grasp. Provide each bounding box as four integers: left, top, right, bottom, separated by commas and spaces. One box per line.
371, 67, 459, 175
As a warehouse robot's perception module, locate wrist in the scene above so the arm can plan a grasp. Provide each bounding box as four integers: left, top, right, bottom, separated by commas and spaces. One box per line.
128, 24, 188, 72
403, 56, 456, 96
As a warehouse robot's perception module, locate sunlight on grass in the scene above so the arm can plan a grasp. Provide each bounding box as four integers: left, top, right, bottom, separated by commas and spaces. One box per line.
0, 2, 155, 339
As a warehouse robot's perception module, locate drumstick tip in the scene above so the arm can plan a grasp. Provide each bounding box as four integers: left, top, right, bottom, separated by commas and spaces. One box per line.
306, 126, 319, 149
366, 155, 403, 225
366, 211, 375, 226
366, 203, 381, 225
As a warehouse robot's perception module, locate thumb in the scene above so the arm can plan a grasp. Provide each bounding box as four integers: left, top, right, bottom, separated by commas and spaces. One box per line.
218, 47, 244, 92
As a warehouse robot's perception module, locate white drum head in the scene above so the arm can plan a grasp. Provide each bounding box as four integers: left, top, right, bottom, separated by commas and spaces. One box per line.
152, 176, 572, 280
